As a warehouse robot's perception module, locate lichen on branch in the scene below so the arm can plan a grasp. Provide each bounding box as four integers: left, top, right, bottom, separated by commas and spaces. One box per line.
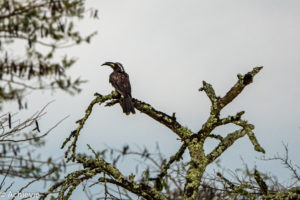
58, 66, 267, 200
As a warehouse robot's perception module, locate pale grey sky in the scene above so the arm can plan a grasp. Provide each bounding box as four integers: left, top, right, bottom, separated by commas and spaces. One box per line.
4, 0, 300, 198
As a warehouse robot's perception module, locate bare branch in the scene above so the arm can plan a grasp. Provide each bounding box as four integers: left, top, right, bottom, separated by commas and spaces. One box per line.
219, 67, 263, 108
1, 116, 68, 143
217, 172, 256, 200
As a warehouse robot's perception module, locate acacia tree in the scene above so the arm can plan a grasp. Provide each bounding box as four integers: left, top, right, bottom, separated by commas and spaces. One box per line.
0, 0, 97, 194
0, 0, 97, 107
38, 66, 300, 199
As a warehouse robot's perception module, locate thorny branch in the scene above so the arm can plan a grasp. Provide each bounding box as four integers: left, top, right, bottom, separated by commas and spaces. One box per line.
0, 102, 69, 194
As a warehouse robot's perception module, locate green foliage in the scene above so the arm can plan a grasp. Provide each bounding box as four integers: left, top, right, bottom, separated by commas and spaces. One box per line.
0, 0, 97, 106
0, 0, 97, 195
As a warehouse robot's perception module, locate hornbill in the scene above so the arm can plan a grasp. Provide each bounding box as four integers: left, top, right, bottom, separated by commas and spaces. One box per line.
101, 62, 135, 115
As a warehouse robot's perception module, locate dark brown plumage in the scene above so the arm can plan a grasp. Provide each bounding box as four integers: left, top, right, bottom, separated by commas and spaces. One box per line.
101, 62, 135, 115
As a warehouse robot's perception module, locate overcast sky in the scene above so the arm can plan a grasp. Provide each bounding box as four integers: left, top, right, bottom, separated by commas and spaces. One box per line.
5, 0, 300, 198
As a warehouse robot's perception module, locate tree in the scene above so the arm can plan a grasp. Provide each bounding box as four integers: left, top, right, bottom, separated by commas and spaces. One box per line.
38, 66, 300, 199
62, 142, 298, 199
0, 103, 67, 195
0, 0, 97, 107
0, 0, 97, 195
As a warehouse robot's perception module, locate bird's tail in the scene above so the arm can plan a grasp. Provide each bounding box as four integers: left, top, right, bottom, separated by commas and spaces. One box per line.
122, 96, 135, 115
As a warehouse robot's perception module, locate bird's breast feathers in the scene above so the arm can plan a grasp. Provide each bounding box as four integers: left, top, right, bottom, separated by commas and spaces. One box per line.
109, 72, 131, 96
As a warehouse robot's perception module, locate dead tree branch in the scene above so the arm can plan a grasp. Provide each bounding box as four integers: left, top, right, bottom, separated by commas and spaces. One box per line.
59, 67, 266, 200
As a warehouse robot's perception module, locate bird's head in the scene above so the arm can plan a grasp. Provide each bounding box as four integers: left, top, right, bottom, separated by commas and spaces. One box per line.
101, 62, 125, 72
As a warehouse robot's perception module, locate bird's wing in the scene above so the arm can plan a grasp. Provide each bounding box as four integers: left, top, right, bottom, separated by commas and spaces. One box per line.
109, 72, 132, 97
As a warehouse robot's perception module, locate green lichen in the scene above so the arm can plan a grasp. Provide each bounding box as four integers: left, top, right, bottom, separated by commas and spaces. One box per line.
55, 67, 266, 200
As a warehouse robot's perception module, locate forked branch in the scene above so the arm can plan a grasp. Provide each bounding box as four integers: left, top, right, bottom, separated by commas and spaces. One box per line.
58, 66, 266, 200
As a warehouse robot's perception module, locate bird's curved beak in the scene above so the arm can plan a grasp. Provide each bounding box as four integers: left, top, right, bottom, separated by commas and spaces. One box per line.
101, 62, 115, 67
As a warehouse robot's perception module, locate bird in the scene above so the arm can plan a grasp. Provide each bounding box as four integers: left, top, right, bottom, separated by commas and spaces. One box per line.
101, 62, 135, 115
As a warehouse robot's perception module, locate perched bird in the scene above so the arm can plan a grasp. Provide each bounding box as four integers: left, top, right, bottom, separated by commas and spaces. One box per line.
101, 62, 135, 115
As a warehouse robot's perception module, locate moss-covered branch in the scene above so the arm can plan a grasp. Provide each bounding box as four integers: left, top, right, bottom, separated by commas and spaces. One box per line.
40, 153, 168, 200
78, 154, 168, 200
184, 67, 264, 199
62, 91, 195, 162
217, 170, 300, 200
39, 168, 96, 200
207, 129, 247, 164
132, 99, 193, 139
57, 66, 265, 199
219, 66, 263, 108
207, 118, 264, 164
216, 111, 245, 126
96, 177, 155, 199
233, 120, 265, 153
263, 187, 300, 200
61, 92, 120, 162
254, 169, 269, 195
199, 81, 219, 114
